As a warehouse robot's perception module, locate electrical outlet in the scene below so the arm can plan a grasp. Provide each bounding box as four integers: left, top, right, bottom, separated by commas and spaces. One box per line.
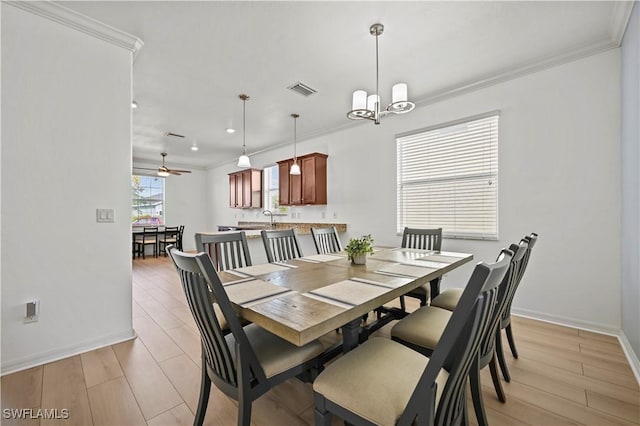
96, 208, 115, 223
333, 212, 338, 219
321, 211, 326, 219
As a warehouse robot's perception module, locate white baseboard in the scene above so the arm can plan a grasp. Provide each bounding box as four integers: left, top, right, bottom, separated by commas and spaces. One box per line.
512, 307, 619, 335
512, 308, 640, 386
619, 331, 640, 385
1, 329, 137, 376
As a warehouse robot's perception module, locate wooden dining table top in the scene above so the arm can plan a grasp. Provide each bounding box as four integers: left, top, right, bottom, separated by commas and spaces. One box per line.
216, 247, 473, 347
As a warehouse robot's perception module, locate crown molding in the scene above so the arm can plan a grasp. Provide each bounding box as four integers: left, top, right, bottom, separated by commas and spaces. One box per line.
4, 1, 143, 54
610, 1, 636, 47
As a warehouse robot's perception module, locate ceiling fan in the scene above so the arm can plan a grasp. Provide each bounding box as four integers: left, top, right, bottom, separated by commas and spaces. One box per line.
134, 152, 192, 177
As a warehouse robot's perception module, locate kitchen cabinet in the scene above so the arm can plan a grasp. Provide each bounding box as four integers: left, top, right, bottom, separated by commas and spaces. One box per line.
229, 169, 262, 209
277, 153, 327, 205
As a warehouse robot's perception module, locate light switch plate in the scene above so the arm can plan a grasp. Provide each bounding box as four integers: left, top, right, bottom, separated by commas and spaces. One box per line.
96, 208, 115, 223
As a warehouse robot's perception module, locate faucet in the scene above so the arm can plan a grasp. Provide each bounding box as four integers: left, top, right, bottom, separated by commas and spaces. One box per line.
263, 210, 275, 228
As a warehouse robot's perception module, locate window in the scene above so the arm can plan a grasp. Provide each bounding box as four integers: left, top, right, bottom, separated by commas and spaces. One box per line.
397, 112, 499, 240
263, 165, 288, 214
132, 175, 165, 226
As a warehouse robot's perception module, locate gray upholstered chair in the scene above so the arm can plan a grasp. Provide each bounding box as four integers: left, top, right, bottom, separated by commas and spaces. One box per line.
195, 231, 252, 271
313, 249, 512, 426
310, 226, 343, 254
168, 246, 326, 426
400, 227, 443, 308
261, 228, 303, 262
393, 243, 527, 426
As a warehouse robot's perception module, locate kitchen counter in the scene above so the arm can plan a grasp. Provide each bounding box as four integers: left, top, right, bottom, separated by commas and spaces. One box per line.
207, 222, 347, 239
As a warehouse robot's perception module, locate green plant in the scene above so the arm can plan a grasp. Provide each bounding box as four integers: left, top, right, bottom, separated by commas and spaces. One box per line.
344, 234, 374, 261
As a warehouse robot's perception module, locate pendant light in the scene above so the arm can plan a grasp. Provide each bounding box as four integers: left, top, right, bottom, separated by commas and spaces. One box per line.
290, 113, 301, 175
237, 94, 251, 168
347, 23, 415, 125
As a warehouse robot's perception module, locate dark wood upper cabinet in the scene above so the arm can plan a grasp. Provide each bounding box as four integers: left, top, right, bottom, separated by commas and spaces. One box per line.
228, 168, 262, 209
277, 153, 327, 206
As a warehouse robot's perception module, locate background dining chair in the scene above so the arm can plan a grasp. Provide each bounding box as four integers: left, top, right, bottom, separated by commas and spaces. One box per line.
195, 232, 252, 271
400, 227, 443, 308
261, 228, 303, 262
311, 226, 343, 254
313, 249, 512, 426
391, 244, 526, 426
176, 225, 185, 250
167, 246, 326, 426
133, 226, 158, 259
158, 226, 179, 256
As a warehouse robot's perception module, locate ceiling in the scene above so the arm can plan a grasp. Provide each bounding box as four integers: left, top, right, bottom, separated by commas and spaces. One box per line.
61, 1, 629, 170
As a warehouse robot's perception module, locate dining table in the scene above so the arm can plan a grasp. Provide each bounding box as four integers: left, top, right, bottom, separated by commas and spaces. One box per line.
216, 247, 473, 354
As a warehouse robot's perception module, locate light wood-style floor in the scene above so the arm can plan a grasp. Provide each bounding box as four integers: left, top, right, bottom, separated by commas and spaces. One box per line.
2, 256, 639, 426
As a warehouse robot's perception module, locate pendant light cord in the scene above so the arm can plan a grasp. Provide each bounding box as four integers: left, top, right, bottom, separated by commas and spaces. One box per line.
375, 30, 380, 116
242, 97, 247, 155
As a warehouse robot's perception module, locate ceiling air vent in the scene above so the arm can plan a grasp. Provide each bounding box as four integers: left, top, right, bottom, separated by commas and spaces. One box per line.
164, 132, 185, 139
287, 81, 317, 97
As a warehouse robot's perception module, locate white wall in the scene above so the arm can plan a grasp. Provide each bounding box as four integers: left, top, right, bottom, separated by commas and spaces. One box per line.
207, 49, 621, 332
1, 5, 136, 373
621, 2, 640, 358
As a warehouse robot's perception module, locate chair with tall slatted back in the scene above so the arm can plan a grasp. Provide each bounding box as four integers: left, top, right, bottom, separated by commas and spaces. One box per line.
400, 227, 443, 308
310, 226, 343, 254
392, 242, 527, 426
313, 249, 513, 426
495, 233, 538, 382
167, 246, 326, 426
260, 228, 304, 263
195, 232, 252, 271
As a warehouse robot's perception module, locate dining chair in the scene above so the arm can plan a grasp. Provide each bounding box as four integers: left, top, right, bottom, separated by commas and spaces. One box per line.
392, 243, 527, 426
177, 225, 185, 250
133, 226, 158, 259
195, 232, 252, 271
261, 228, 304, 263
310, 226, 343, 254
158, 226, 179, 256
167, 246, 326, 426
400, 227, 443, 308
313, 249, 513, 426
495, 233, 538, 381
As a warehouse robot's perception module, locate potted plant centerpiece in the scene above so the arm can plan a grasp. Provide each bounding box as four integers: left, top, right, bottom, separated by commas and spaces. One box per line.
345, 234, 374, 265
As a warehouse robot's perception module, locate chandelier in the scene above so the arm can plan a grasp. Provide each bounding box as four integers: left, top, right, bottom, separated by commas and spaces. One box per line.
347, 23, 415, 125
237, 94, 251, 168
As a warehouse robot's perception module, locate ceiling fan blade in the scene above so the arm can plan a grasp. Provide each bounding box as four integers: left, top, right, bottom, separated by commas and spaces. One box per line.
168, 170, 182, 175
133, 167, 159, 171
170, 169, 192, 173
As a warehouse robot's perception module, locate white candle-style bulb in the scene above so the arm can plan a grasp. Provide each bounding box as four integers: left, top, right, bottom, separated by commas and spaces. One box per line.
367, 94, 380, 111
352, 90, 367, 110
392, 83, 408, 104
290, 162, 301, 175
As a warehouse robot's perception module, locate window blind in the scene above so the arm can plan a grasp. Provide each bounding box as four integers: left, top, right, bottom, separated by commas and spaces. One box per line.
397, 113, 499, 240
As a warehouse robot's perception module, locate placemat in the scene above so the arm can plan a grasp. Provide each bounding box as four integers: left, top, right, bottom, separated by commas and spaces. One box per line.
309, 279, 389, 306
300, 254, 344, 262
225, 279, 291, 305
375, 263, 436, 278
233, 263, 291, 276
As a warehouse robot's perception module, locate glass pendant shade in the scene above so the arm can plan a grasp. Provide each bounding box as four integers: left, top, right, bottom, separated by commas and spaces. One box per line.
290, 162, 301, 175
237, 154, 251, 168
157, 170, 170, 177
352, 90, 367, 110
366, 94, 379, 111
392, 83, 408, 105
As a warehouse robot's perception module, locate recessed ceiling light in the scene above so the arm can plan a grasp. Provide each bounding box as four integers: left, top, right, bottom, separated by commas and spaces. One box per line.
226, 128, 235, 134
191, 140, 199, 151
